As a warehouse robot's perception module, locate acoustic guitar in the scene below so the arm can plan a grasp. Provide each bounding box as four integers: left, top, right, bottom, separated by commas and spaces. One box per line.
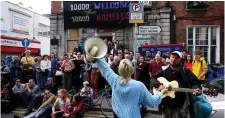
153, 77, 218, 98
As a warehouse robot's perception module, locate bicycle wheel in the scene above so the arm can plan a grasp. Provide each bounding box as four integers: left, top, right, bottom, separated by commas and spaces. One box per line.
100, 95, 113, 118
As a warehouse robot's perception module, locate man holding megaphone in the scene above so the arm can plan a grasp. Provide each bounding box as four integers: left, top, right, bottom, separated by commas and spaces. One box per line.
83, 36, 167, 118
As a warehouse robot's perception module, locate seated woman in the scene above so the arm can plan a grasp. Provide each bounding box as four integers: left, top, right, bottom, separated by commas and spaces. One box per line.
1, 85, 15, 113
23, 88, 56, 118
52, 89, 71, 118
63, 94, 84, 118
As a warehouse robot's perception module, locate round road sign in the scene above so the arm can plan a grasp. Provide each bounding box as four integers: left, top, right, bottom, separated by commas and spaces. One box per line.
132, 3, 141, 12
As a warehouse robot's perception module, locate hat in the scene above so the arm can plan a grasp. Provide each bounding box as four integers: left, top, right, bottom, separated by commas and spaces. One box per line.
194, 49, 202, 55
25, 50, 31, 53
171, 51, 182, 58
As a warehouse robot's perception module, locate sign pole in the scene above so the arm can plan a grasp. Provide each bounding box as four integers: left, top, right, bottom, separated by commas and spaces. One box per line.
133, 23, 137, 80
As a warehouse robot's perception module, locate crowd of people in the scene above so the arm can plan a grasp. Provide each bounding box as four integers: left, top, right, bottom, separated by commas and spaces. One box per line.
1, 39, 209, 118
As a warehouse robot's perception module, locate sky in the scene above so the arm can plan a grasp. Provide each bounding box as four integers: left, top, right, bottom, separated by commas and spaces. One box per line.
7, 0, 51, 14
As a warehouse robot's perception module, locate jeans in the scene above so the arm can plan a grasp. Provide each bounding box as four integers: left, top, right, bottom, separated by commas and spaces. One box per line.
27, 93, 43, 109
63, 72, 72, 91
24, 104, 52, 118
36, 72, 44, 89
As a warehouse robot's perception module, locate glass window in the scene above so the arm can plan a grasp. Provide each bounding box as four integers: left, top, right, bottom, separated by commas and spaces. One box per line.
211, 27, 216, 45
188, 28, 193, 40
210, 46, 216, 63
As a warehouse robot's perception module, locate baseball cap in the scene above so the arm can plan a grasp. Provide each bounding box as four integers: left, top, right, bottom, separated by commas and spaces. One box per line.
171, 51, 182, 58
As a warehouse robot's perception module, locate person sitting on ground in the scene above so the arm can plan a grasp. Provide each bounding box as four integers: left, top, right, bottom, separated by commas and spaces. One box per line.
63, 94, 84, 118
52, 89, 71, 118
1, 85, 15, 113
80, 81, 93, 105
21, 79, 41, 115
12, 78, 24, 106
22, 88, 56, 118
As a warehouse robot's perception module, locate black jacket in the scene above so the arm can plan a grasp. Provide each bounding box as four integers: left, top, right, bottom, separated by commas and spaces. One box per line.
150, 65, 201, 117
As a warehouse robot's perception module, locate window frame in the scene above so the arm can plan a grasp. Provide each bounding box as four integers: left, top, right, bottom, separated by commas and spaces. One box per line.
186, 25, 220, 64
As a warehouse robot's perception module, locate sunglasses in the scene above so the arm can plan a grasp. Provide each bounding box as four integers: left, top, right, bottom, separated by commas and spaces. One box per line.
16, 81, 20, 82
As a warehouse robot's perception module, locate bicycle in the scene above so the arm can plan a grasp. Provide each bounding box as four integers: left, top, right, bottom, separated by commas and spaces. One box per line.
73, 85, 112, 118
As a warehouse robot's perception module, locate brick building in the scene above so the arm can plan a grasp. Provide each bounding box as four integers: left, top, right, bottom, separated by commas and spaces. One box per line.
169, 1, 224, 64
50, 1, 224, 63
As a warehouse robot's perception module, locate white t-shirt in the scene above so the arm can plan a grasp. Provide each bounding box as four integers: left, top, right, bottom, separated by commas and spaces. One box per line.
80, 87, 93, 97
55, 98, 71, 110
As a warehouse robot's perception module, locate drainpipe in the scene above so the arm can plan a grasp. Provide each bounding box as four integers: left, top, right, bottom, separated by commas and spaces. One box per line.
56, 14, 59, 56
166, 1, 176, 44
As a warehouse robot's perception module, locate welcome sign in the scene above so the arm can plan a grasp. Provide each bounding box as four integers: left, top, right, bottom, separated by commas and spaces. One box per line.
63, 1, 136, 29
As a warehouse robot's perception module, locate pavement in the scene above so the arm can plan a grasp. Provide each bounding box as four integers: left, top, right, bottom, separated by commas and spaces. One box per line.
1, 90, 224, 118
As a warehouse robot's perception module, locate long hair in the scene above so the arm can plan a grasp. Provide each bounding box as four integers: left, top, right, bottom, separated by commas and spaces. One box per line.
59, 89, 70, 104
118, 59, 134, 84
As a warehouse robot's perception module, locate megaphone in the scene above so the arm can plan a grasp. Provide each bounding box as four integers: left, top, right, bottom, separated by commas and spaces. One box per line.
83, 36, 108, 63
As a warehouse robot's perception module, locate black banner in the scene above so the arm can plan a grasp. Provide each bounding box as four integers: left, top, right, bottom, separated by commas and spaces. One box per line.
63, 1, 135, 29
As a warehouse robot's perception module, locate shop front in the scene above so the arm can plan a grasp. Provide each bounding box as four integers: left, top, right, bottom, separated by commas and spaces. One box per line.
1, 35, 41, 60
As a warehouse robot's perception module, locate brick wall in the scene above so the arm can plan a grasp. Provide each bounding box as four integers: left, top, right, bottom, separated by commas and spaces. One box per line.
51, 1, 62, 14
170, 1, 224, 63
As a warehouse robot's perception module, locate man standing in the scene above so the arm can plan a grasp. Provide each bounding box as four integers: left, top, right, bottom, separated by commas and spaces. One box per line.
10, 56, 22, 80
149, 54, 165, 77
150, 51, 201, 118
144, 50, 152, 62
21, 50, 35, 83
192, 49, 208, 83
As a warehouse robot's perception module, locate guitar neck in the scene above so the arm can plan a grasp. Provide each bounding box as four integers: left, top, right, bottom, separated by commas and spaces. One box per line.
171, 88, 194, 93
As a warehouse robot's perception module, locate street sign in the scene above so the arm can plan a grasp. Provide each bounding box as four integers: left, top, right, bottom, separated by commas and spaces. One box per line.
22, 38, 30, 48
139, 26, 161, 34
137, 34, 151, 39
129, 3, 144, 23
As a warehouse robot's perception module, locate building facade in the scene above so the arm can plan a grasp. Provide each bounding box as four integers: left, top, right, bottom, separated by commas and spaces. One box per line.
50, 1, 224, 63
169, 1, 224, 64
1, 1, 50, 59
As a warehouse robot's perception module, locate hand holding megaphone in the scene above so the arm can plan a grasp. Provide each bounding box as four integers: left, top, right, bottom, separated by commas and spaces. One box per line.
84, 46, 98, 63
83, 36, 108, 63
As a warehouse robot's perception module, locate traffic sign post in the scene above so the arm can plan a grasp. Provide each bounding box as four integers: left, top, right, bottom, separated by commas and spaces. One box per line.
129, 3, 144, 80
139, 26, 162, 34
22, 38, 30, 50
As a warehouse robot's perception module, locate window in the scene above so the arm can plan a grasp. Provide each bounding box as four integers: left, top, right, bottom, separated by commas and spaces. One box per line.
38, 23, 50, 37
187, 26, 220, 64
186, 1, 210, 10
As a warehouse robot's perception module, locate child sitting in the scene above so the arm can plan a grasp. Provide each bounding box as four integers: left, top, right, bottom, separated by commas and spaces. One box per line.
80, 81, 93, 105
63, 94, 84, 118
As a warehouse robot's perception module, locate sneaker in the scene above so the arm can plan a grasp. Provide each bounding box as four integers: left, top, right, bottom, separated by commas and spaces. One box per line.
24, 108, 32, 116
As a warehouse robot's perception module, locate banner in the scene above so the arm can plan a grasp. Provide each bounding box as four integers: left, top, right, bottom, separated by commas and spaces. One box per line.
63, 1, 135, 29
138, 44, 184, 58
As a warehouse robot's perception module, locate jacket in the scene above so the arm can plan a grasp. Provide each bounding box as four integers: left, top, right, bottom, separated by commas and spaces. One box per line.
150, 65, 201, 118
192, 57, 208, 80
38, 93, 56, 110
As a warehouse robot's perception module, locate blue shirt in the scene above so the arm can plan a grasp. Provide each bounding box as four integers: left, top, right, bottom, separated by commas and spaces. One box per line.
96, 58, 163, 118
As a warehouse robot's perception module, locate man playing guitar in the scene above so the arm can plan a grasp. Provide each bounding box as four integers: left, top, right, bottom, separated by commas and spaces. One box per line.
21, 50, 35, 83
150, 51, 201, 118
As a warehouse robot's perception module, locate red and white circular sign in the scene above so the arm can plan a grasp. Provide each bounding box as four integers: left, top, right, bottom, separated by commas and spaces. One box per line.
132, 3, 141, 12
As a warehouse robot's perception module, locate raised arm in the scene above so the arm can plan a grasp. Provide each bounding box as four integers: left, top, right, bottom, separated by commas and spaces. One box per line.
96, 58, 120, 87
